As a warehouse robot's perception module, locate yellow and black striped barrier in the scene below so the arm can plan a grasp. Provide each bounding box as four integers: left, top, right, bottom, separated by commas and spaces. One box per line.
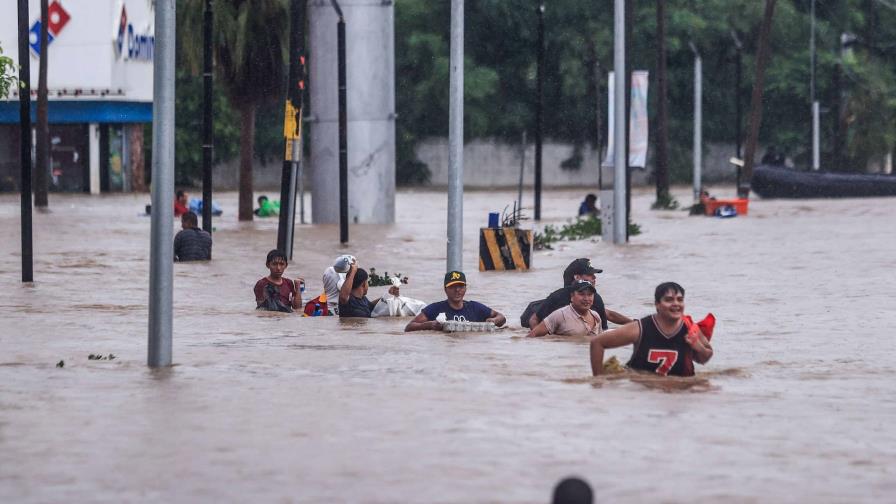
479, 227, 533, 271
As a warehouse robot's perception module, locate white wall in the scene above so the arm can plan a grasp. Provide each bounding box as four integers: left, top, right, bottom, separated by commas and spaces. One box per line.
416, 137, 743, 188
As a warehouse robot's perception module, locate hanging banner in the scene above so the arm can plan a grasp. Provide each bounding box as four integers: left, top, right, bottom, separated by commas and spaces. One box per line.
603, 71, 649, 167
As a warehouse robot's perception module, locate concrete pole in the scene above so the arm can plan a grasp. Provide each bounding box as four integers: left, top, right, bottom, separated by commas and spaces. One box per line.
811, 0, 820, 170
447, 0, 464, 271
148, 0, 175, 368
612, 0, 626, 244
309, 0, 395, 225
690, 42, 702, 203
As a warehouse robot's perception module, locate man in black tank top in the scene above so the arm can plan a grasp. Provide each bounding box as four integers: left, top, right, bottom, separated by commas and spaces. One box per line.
589, 282, 713, 377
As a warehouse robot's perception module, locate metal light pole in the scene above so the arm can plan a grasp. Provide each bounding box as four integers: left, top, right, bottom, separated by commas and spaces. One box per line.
447, 0, 464, 271
17, 0, 33, 282
731, 30, 743, 189
810, 0, 820, 170
278, 0, 307, 258
534, 4, 544, 221
201, 0, 214, 235
690, 42, 703, 203
331, 0, 349, 245
612, 0, 626, 244
148, 0, 176, 368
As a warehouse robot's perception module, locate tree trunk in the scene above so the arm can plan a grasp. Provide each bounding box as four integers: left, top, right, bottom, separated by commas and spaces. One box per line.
34, 0, 49, 207
128, 124, 147, 192
740, 0, 777, 198
653, 0, 670, 205
238, 101, 256, 221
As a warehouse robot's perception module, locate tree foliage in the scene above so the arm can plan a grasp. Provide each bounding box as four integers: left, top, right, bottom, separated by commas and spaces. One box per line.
0, 44, 17, 99
395, 0, 896, 180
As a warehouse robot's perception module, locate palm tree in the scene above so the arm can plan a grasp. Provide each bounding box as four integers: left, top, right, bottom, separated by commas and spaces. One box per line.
179, 0, 288, 220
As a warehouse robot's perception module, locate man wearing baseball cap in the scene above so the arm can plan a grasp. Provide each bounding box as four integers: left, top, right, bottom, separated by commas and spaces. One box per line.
527, 279, 603, 338
405, 271, 506, 331
526, 258, 631, 330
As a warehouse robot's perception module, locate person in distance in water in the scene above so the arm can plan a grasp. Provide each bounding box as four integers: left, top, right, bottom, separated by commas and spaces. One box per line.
590, 282, 713, 377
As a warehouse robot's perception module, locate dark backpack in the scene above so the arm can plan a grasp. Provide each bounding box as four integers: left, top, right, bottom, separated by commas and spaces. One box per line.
520, 299, 545, 328
258, 282, 293, 313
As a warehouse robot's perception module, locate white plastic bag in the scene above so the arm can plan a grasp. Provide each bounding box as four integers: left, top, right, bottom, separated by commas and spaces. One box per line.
370, 293, 427, 317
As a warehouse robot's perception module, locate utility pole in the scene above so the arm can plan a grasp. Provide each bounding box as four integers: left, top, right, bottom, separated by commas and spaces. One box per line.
278, 0, 307, 258
654, 0, 670, 206
811, 0, 820, 170
35, 0, 49, 208
534, 4, 544, 221
731, 30, 743, 188
612, 0, 627, 243
329, 0, 348, 245
201, 0, 214, 234
447, 0, 464, 270
17, 0, 33, 282
148, 0, 176, 368
690, 42, 702, 204
741, 0, 777, 198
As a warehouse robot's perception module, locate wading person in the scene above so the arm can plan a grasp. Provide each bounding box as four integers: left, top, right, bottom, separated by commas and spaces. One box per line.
526, 258, 631, 329
173, 211, 212, 262
322, 255, 354, 315
338, 260, 398, 318
254, 249, 303, 312
526, 280, 602, 338
589, 282, 713, 377
404, 271, 506, 331
174, 189, 189, 217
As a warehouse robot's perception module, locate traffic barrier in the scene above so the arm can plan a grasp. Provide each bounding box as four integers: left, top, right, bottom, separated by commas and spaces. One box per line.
478, 227, 532, 271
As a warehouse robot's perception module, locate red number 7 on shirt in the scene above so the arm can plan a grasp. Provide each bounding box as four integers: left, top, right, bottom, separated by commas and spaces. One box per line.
648, 349, 679, 376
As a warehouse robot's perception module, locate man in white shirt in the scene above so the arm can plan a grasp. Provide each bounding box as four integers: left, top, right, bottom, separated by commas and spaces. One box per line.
526, 280, 602, 338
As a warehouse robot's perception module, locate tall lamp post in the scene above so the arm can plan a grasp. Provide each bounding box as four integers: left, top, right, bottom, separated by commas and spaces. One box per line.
533, 3, 544, 221
201, 0, 214, 235
690, 41, 703, 204
278, 0, 307, 258
810, 0, 820, 170
447, 0, 464, 271
329, 0, 349, 244
17, 0, 33, 282
731, 30, 743, 188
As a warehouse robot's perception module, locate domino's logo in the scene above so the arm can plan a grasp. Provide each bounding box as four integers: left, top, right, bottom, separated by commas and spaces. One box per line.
29, 0, 71, 58
113, 3, 154, 62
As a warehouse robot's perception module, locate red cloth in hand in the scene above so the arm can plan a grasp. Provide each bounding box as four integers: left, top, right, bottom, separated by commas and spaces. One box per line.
697, 313, 716, 341
683, 313, 716, 343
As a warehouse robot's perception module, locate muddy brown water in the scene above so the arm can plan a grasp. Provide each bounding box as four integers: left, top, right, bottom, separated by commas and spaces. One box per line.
1, 187, 895, 503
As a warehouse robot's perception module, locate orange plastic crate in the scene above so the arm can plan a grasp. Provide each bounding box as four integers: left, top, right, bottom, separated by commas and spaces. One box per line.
702, 197, 749, 216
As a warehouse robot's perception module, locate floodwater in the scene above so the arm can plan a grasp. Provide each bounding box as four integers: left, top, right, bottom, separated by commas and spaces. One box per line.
1, 186, 895, 503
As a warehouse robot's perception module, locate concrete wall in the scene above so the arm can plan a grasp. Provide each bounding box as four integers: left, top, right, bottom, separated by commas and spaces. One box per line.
211, 156, 311, 192
416, 137, 744, 188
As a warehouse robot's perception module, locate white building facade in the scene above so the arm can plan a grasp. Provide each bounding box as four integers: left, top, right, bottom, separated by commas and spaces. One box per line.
0, 0, 154, 193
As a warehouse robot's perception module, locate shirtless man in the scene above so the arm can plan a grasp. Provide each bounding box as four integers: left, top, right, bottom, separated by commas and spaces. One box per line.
590, 282, 713, 377
527, 280, 602, 338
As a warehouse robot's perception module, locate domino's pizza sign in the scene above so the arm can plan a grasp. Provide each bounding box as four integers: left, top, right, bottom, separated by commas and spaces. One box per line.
114, 4, 154, 62
29, 0, 71, 58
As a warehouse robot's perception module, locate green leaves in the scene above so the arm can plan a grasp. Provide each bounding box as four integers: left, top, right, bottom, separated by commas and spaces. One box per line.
0, 44, 17, 100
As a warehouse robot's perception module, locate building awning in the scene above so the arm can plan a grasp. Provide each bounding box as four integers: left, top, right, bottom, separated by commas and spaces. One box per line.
0, 101, 152, 124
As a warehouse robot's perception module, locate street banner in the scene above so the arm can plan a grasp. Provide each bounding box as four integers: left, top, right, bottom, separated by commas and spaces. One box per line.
603, 71, 649, 167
